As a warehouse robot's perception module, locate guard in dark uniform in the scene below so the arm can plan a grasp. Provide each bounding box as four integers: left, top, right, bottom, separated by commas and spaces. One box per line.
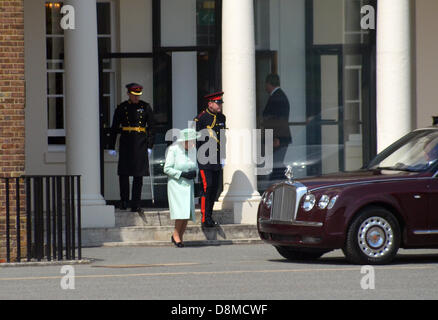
108, 83, 155, 212
194, 91, 226, 227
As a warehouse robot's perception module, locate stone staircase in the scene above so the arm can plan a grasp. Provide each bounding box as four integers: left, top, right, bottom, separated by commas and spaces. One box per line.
82, 208, 262, 247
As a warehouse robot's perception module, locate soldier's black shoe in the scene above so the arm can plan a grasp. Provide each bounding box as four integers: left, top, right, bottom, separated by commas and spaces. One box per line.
202, 219, 218, 228
131, 207, 141, 213
117, 200, 128, 210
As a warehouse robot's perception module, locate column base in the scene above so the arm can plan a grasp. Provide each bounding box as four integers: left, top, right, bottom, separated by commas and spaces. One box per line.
214, 194, 261, 225
81, 204, 115, 228
80, 194, 115, 228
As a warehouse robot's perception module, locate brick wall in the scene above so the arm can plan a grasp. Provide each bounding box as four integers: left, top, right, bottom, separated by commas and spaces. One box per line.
0, 0, 25, 262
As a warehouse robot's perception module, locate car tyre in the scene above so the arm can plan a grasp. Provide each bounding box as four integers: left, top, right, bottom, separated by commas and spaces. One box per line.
275, 246, 327, 261
343, 207, 401, 265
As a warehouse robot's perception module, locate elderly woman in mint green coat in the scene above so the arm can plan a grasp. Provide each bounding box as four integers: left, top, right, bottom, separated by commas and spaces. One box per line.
164, 128, 199, 247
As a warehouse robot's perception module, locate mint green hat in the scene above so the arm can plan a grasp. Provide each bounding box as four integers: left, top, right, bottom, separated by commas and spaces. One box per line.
177, 128, 200, 142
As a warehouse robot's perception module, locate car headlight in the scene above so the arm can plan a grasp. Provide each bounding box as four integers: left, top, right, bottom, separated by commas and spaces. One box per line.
327, 195, 339, 209
318, 195, 330, 209
262, 192, 273, 209
302, 194, 316, 212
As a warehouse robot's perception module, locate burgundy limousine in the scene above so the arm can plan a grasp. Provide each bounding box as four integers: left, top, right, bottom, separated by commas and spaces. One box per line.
258, 127, 438, 264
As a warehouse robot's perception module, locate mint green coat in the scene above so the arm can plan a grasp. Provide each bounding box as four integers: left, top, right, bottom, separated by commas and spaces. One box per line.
164, 143, 197, 221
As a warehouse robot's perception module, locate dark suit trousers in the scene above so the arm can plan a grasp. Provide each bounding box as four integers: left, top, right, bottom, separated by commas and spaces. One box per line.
270, 145, 288, 180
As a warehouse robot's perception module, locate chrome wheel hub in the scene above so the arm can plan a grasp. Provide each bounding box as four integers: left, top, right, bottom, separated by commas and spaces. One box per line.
358, 217, 394, 258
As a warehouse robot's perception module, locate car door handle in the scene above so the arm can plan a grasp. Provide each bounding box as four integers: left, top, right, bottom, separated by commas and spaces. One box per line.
414, 195, 421, 199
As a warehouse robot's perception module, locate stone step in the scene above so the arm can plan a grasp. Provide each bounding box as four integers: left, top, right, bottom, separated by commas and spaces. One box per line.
100, 239, 263, 247
82, 224, 260, 247
115, 208, 234, 227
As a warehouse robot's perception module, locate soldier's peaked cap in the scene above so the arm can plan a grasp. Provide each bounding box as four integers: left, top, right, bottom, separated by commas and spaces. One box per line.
204, 91, 224, 103
126, 83, 143, 96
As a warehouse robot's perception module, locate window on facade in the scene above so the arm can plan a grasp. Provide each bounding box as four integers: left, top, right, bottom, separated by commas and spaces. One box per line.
46, 2, 64, 144
97, 2, 116, 130
196, 0, 217, 46
45, 1, 114, 145
254, 0, 270, 50
161, 0, 217, 47
344, 0, 372, 44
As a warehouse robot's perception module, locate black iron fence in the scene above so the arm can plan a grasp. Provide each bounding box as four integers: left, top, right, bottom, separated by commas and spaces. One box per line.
1, 175, 82, 263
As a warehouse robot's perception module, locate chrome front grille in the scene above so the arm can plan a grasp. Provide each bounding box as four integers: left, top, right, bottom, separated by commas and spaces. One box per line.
270, 185, 297, 222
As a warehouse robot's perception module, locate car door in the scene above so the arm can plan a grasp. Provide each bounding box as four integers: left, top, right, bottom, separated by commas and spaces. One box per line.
426, 175, 438, 244
393, 178, 429, 246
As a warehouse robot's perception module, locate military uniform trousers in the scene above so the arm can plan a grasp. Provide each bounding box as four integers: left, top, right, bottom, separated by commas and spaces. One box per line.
199, 169, 221, 223
117, 131, 148, 208
119, 175, 143, 208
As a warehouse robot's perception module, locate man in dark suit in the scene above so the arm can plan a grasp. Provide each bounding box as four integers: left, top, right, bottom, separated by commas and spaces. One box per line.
262, 74, 292, 179
107, 83, 155, 212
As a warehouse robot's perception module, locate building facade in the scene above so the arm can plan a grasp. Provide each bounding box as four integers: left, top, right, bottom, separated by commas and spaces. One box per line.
0, 0, 25, 261
1, 0, 438, 246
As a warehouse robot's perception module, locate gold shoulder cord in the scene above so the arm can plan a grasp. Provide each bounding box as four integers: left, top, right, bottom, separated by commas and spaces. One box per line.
207, 115, 219, 143
199, 109, 219, 143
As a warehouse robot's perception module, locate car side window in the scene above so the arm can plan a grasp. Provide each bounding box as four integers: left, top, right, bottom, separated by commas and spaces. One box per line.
371, 131, 438, 172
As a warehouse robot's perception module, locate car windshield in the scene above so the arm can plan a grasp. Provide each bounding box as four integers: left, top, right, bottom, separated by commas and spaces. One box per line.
368, 130, 438, 172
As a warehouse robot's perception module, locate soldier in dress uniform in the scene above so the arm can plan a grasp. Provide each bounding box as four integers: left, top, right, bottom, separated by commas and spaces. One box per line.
194, 91, 226, 227
107, 83, 155, 212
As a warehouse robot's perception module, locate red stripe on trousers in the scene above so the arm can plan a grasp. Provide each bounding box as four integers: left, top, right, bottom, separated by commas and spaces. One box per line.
201, 196, 206, 223
200, 170, 207, 223
200, 170, 207, 192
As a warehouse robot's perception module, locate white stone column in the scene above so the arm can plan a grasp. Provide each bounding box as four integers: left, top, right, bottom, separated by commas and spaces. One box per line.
64, 0, 115, 228
218, 0, 261, 224
377, 0, 413, 152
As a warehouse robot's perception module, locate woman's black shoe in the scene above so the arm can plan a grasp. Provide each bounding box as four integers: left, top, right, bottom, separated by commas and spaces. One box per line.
171, 235, 184, 248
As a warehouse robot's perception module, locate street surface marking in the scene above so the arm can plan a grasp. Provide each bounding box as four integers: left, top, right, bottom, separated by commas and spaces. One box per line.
91, 262, 202, 269
0, 265, 435, 282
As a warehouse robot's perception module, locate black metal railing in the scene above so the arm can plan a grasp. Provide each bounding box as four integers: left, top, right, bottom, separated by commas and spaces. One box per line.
1, 175, 82, 263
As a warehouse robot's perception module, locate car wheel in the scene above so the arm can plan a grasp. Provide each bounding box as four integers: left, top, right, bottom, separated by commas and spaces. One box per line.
343, 207, 401, 265
275, 246, 328, 261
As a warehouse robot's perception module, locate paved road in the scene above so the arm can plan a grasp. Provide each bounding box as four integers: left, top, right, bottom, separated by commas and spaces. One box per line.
1, 244, 438, 301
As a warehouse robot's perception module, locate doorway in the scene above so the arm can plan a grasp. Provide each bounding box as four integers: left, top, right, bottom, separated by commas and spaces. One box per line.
98, 0, 222, 206
305, 0, 377, 176
98, 52, 171, 206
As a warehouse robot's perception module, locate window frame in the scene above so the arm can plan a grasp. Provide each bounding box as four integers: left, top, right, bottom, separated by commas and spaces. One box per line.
45, 0, 117, 149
